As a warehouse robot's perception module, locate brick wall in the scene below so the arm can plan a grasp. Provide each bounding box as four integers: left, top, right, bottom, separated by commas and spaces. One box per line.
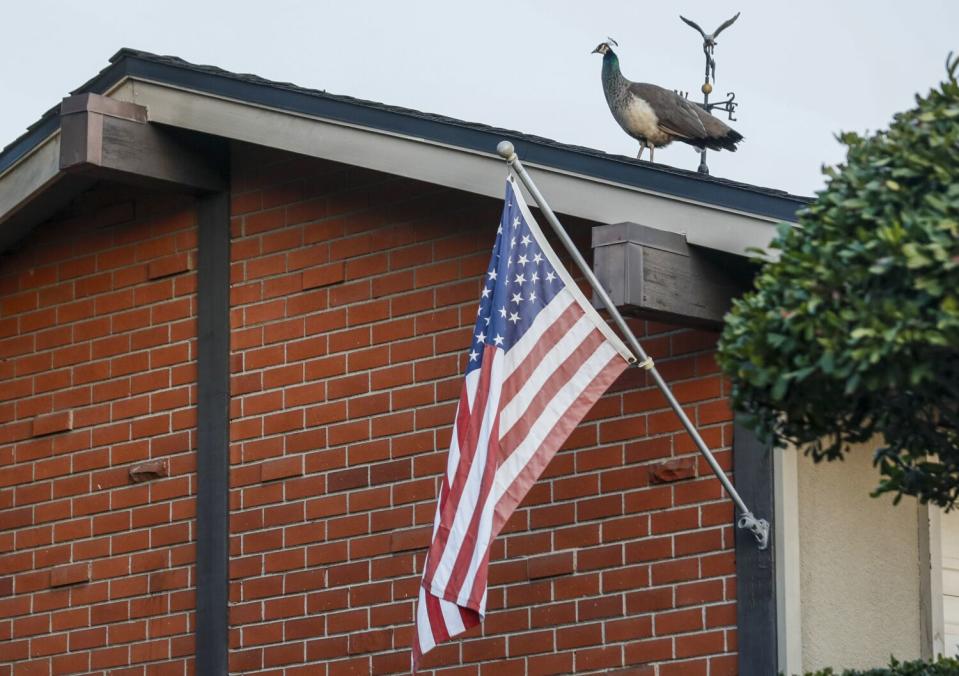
0, 187, 198, 675
0, 145, 736, 675
225, 145, 737, 675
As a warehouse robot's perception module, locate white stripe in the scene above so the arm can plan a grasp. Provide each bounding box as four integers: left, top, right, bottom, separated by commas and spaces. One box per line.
508, 175, 635, 363
430, 349, 506, 597
416, 585, 436, 655
501, 288, 575, 381
440, 596, 466, 636
498, 313, 594, 437
431, 368, 481, 540
457, 341, 617, 604
463, 367, 480, 411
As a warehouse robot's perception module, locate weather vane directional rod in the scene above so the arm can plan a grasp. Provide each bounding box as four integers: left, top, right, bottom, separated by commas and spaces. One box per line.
680, 11, 741, 174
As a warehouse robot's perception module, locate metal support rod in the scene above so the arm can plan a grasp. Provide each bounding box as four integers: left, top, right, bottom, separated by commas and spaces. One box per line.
698, 61, 711, 175
495, 141, 769, 549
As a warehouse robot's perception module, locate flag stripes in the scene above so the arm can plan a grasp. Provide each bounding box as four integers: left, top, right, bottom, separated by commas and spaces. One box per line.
413, 177, 633, 669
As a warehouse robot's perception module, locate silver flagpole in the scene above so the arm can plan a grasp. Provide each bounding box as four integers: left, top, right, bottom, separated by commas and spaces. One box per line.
496, 141, 769, 550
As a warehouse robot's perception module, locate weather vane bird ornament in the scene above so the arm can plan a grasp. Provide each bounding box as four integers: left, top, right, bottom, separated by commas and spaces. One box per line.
679, 12, 740, 81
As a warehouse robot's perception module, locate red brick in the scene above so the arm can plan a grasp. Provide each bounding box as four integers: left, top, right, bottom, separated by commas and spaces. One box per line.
507, 630, 553, 657
31, 411, 73, 437
260, 456, 302, 482
147, 252, 194, 280
556, 622, 602, 649
302, 262, 345, 290
526, 552, 574, 580
49, 563, 90, 588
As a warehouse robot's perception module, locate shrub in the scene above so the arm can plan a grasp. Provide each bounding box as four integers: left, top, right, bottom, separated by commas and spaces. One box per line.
801, 655, 959, 675
718, 55, 959, 509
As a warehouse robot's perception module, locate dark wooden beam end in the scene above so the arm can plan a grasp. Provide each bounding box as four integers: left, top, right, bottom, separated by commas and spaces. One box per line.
59, 93, 226, 192
591, 221, 752, 328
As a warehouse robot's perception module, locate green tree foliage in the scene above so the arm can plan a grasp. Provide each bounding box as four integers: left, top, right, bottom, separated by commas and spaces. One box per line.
802, 655, 959, 676
718, 55, 959, 509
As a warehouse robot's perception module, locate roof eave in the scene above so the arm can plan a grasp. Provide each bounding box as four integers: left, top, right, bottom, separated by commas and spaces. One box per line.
0, 49, 810, 257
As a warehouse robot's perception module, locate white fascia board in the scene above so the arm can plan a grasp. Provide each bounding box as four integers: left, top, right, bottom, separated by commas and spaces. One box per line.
111, 78, 786, 258
0, 132, 62, 225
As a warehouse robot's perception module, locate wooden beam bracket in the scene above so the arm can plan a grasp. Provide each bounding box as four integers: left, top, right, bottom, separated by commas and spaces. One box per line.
591, 221, 752, 328
59, 93, 226, 192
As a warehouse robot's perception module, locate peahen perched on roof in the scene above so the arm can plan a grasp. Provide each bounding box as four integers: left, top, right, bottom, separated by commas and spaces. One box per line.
592, 39, 743, 162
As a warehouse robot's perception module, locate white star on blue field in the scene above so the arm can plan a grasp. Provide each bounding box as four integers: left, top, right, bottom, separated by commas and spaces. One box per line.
466, 181, 564, 375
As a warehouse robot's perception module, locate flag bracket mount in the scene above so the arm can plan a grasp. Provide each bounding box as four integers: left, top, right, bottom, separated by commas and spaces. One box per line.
496, 140, 770, 550
737, 512, 770, 549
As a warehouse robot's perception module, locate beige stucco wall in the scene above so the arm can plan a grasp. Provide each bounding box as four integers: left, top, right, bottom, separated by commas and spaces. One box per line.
796, 440, 923, 671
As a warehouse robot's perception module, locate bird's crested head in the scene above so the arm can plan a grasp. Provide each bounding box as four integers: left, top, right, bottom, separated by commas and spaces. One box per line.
591, 38, 618, 56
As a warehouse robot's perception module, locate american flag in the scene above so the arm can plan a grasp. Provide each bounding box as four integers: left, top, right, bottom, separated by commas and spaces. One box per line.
412, 177, 634, 668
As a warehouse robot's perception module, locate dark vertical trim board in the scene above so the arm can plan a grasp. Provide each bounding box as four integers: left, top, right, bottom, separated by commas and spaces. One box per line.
734, 420, 778, 676
196, 189, 231, 675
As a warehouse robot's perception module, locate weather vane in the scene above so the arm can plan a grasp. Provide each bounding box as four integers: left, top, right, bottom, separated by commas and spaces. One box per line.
679, 12, 741, 175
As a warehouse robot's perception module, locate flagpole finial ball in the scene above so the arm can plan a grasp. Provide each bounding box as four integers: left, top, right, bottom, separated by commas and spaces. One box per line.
496, 141, 516, 161
701, 82, 713, 95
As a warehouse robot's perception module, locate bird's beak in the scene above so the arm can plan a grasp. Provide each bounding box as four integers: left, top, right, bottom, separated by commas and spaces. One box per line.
591, 46, 601, 54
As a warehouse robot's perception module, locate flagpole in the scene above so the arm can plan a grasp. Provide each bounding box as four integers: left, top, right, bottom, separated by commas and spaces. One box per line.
495, 141, 769, 550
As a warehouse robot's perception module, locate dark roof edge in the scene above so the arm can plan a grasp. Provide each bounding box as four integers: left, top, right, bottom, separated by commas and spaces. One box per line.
1, 48, 812, 222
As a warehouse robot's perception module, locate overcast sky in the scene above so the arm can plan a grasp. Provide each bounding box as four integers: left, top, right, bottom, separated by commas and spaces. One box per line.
3, 1, 957, 197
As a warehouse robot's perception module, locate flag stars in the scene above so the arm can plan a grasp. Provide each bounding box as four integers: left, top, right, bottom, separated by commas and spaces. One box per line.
545, 270, 556, 283
513, 273, 526, 285
531, 271, 539, 283
517, 254, 529, 267
499, 306, 507, 318
511, 292, 523, 305
468, 349, 479, 362
533, 253, 543, 264
494, 334, 504, 346
510, 237, 516, 249
488, 269, 498, 281
520, 234, 531, 247
475, 330, 486, 343
481, 286, 491, 298
509, 311, 521, 324
529, 290, 537, 303
512, 216, 520, 229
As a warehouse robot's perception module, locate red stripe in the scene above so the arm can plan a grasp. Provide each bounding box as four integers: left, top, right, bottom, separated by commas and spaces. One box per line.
413, 590, 482, 672
498, 328, 605, 455
423, 345, 497, 586
460, 605, 478, 628
425, 590, 449, 646
500, 302, 584, 404
443, 406, 502, 606
491, 354, 627, 538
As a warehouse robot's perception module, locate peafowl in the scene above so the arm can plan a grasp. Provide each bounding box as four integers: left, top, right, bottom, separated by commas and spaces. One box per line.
592, 39, 743, 162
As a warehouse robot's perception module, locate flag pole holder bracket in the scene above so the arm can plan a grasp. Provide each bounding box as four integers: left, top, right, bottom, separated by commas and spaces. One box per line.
737, 512, 769, 549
